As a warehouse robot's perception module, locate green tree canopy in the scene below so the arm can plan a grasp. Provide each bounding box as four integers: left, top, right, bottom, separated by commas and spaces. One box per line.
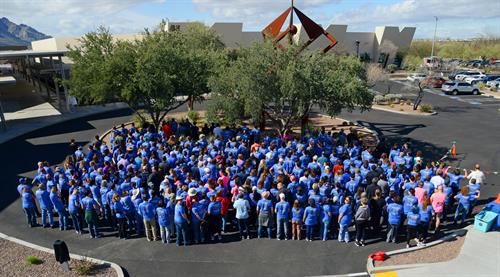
208, 41, 373, 135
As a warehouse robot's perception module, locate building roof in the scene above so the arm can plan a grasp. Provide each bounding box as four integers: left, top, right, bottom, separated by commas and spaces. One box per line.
0, 49, 67, 59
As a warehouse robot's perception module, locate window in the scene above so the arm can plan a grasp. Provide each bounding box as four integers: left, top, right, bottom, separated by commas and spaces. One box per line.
458, 83, 470, 86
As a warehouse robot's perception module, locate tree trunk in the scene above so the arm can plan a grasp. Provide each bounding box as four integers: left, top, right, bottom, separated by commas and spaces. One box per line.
259, 107, 266, 131
300, 114, 309, 137
187, 95, 194, 111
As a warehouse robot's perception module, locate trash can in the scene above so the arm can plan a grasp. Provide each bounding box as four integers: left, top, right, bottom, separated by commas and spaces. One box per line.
474, 211, 498, 232
53, 240, 70, 263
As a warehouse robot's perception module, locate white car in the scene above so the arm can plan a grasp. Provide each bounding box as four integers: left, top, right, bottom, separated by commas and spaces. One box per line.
455, 71, 485, 81
407, 73, 427, 82
464, 75, 487, 84
486, 77, 500, 88
441, 81, 480, 95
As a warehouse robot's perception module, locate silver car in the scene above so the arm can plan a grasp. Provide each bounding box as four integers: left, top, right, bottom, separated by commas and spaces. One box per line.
441, 81, 480, 95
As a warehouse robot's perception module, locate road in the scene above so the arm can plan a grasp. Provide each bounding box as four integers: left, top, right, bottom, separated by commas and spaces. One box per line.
0, 82, 498, 277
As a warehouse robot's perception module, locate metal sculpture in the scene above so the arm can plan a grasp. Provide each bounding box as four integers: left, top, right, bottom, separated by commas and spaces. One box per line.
262, 0, 338, 53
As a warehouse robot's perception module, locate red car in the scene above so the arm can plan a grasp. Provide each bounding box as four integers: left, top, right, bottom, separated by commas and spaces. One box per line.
426, 77, 446, 88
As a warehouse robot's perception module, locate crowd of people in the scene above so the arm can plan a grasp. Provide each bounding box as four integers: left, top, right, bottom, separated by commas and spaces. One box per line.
18, 119, 486, 248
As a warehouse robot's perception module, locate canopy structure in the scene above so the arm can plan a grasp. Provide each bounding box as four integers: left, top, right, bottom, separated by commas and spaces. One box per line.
262, 0, 338, 53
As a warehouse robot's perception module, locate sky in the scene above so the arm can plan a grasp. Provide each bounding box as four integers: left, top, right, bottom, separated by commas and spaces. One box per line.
3, 0, 500, 39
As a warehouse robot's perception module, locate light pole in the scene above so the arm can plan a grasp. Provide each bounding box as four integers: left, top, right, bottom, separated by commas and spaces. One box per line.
355, 40, 360, 59
430, 16, 438, 58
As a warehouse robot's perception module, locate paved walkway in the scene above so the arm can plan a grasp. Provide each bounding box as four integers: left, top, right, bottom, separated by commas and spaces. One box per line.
390, 228, 499, 277
0, 102, 129, 144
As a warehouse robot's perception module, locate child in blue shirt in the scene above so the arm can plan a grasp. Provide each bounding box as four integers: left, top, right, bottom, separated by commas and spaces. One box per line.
291, 200, 304, 240
406, 206, 420, 248
386, 196, 403, 243
156, 200, 171, 243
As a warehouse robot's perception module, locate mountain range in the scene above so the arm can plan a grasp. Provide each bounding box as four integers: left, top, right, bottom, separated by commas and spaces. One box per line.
0, 17, 51, 47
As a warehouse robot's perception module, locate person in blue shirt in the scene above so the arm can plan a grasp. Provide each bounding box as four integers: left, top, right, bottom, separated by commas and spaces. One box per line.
418, 195, 433, 244
112, 193, 128, 239
320, 198, 333, 241
81, 190, 100, 238
207, 195, 222, 241
338, 197, 352, 243
190, 197, 205, 244
403, 188, 418, 215
100, 181, 111, 225
386, 196, 403, 243
156, 200, 171, 244
454, 186, 478, 225
138, 195, 158, 242
291, 200, 304, 240
68, 187, 82, 234
21, 187, 37, 227
303, 198, 319, 241
467, 179, 481, 216
121, 190, 137, 235
406, 206, 420, 248
275, 193, 290, 240
174, 196, 190, 246
257, 191, 274, 239
234, 193, 251, 240
49, 186, 69, 231
35, 184, 54, 228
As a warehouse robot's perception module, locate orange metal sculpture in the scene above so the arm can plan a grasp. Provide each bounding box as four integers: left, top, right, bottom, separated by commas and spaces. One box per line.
262, 0, 338, 53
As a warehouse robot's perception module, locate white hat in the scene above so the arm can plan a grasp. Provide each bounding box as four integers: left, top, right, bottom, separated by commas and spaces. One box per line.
279, 193, 285, 199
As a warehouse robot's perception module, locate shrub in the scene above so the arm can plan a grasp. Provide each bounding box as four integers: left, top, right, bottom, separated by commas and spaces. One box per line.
419, 104, 433, 113
478, 82, 486, 91
373, 94, 385, 104
390, 104, 395, 108
399, 108, 404, 111
491, 86, 498, 92
26, 255, 42, 265
75, 259, 94, 276
387, 64, 397, 73
133, 112, 148, 128
187, 110, 199, 123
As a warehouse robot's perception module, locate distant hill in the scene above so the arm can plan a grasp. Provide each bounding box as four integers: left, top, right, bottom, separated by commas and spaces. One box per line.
0, 17, 51, 47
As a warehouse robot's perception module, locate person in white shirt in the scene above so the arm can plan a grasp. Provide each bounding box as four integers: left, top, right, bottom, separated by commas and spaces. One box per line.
430, 170, 445, 188
467, 164, 486, 185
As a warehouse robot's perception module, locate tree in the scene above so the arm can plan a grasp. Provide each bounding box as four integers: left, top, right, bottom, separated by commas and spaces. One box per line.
67, 22, 223, 129
208, 41, 373, 135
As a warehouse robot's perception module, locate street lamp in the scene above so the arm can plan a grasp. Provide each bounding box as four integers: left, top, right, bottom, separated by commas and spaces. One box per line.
355, 40, 360, 58
430, 16, 438, 58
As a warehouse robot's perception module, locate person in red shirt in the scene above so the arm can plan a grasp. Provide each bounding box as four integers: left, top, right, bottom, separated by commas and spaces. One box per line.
216, 191, 230, 233
162, 120, 172, 139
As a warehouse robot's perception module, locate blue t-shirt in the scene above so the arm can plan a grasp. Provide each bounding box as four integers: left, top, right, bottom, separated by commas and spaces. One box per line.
139, 201, 156, 221
22, 192, 35, 209
174, 203, 187, 224
456, 193, 473, 209
304, 206, 318, 226
68, 194, 79, 213
208, 201, 222, 215
275, 201, 290, 220
387, 203, 403, 225
49, 192, 65, 212
403, 195, 418, 214
257, 199, 272, 213
156, 207, 170, 227
418, 204, 433, 222
36, 189, 53, 209
406, 211, 420, 226
112, 201, 126, 218
339, 204, 352, 226
81, 196, 98, 212
292, 207, 304, 223
191, 202, 205, 222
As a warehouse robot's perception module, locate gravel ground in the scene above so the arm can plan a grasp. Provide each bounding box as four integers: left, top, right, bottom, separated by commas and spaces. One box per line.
0, 239, 117, 277
375, 235, 466, 267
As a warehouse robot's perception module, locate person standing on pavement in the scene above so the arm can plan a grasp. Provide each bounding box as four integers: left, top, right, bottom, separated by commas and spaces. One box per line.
291, 200, 304, 240
112, 193, 128, 239
354, 197, 370, 246
233, 193, 251, 240
369, 189, 385, 237
418, 193, 433, 244
275, 193, 291, 240
138, 195, 158, 242
386, 196, 403, 243
430, 185, 446, 238
454, 186, 478, 225
49, 186, 69, 231
21, 187, 37, 227
303, 198, 319, 242
257, 191, 273, 239
81, 190, 100, 238
68, 187, 82, 234
156, 200, 171, 244
406, 206, 421, 248
35, 184, 54, 228
338, 197, 353, 243
175, 196, 190, 246
467, 164, 486, 185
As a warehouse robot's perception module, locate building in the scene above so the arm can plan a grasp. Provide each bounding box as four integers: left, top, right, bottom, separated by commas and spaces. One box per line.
31, 22, 415, 65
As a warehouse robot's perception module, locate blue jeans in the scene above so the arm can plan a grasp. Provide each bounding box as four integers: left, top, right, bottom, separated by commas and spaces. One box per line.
454, 204, 469, 224
135, 214, 144, 235
339, 224, 350, 242
126, 213, 136, 234
305, 224, 316, 240
24, 207, 37, 227
70, 212, 82, 232
192, 221, 201, 243
56, 210, 69, 230
276, 218, 289, 239
175, 222, 188, 246
258, 225, 272, 239
238, 218, 249, 238
41, 207, 54, 227
320, 221, 330, 240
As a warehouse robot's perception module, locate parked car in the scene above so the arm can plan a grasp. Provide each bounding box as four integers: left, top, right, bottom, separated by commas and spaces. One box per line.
465, 75, 488, 84
455, 71, 485, 81
425, 76, 446, 88
474, 75, 500, 85
441, 81, 480, 95
449, 70, 468, 80
486, 77, 500, 88
407, 73, 427, 82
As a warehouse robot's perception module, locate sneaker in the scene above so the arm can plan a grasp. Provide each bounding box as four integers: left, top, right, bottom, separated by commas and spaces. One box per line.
406, 244, 410, 248
338, 240, 344, 243
284, 238, 288, 241
323, 239, 327, 242
218, 235, 222, 240
345, 240, 349, 244
361, 241, 366, 247
277, 238, 281, 241
246, 236, 250, 240
355, 241, 361, 247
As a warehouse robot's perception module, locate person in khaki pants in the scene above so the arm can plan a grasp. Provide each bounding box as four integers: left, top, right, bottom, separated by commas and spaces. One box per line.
138, 195, 158, 241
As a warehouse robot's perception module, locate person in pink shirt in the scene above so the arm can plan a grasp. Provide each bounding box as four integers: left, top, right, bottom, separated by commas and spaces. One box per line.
430, 185, 446, 238
415, 181, 426, 204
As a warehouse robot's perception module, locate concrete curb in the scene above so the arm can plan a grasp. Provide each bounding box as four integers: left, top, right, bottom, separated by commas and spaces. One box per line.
371, 105, 438, 116
366, 228, 468, 276
0, 232, 124, 277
